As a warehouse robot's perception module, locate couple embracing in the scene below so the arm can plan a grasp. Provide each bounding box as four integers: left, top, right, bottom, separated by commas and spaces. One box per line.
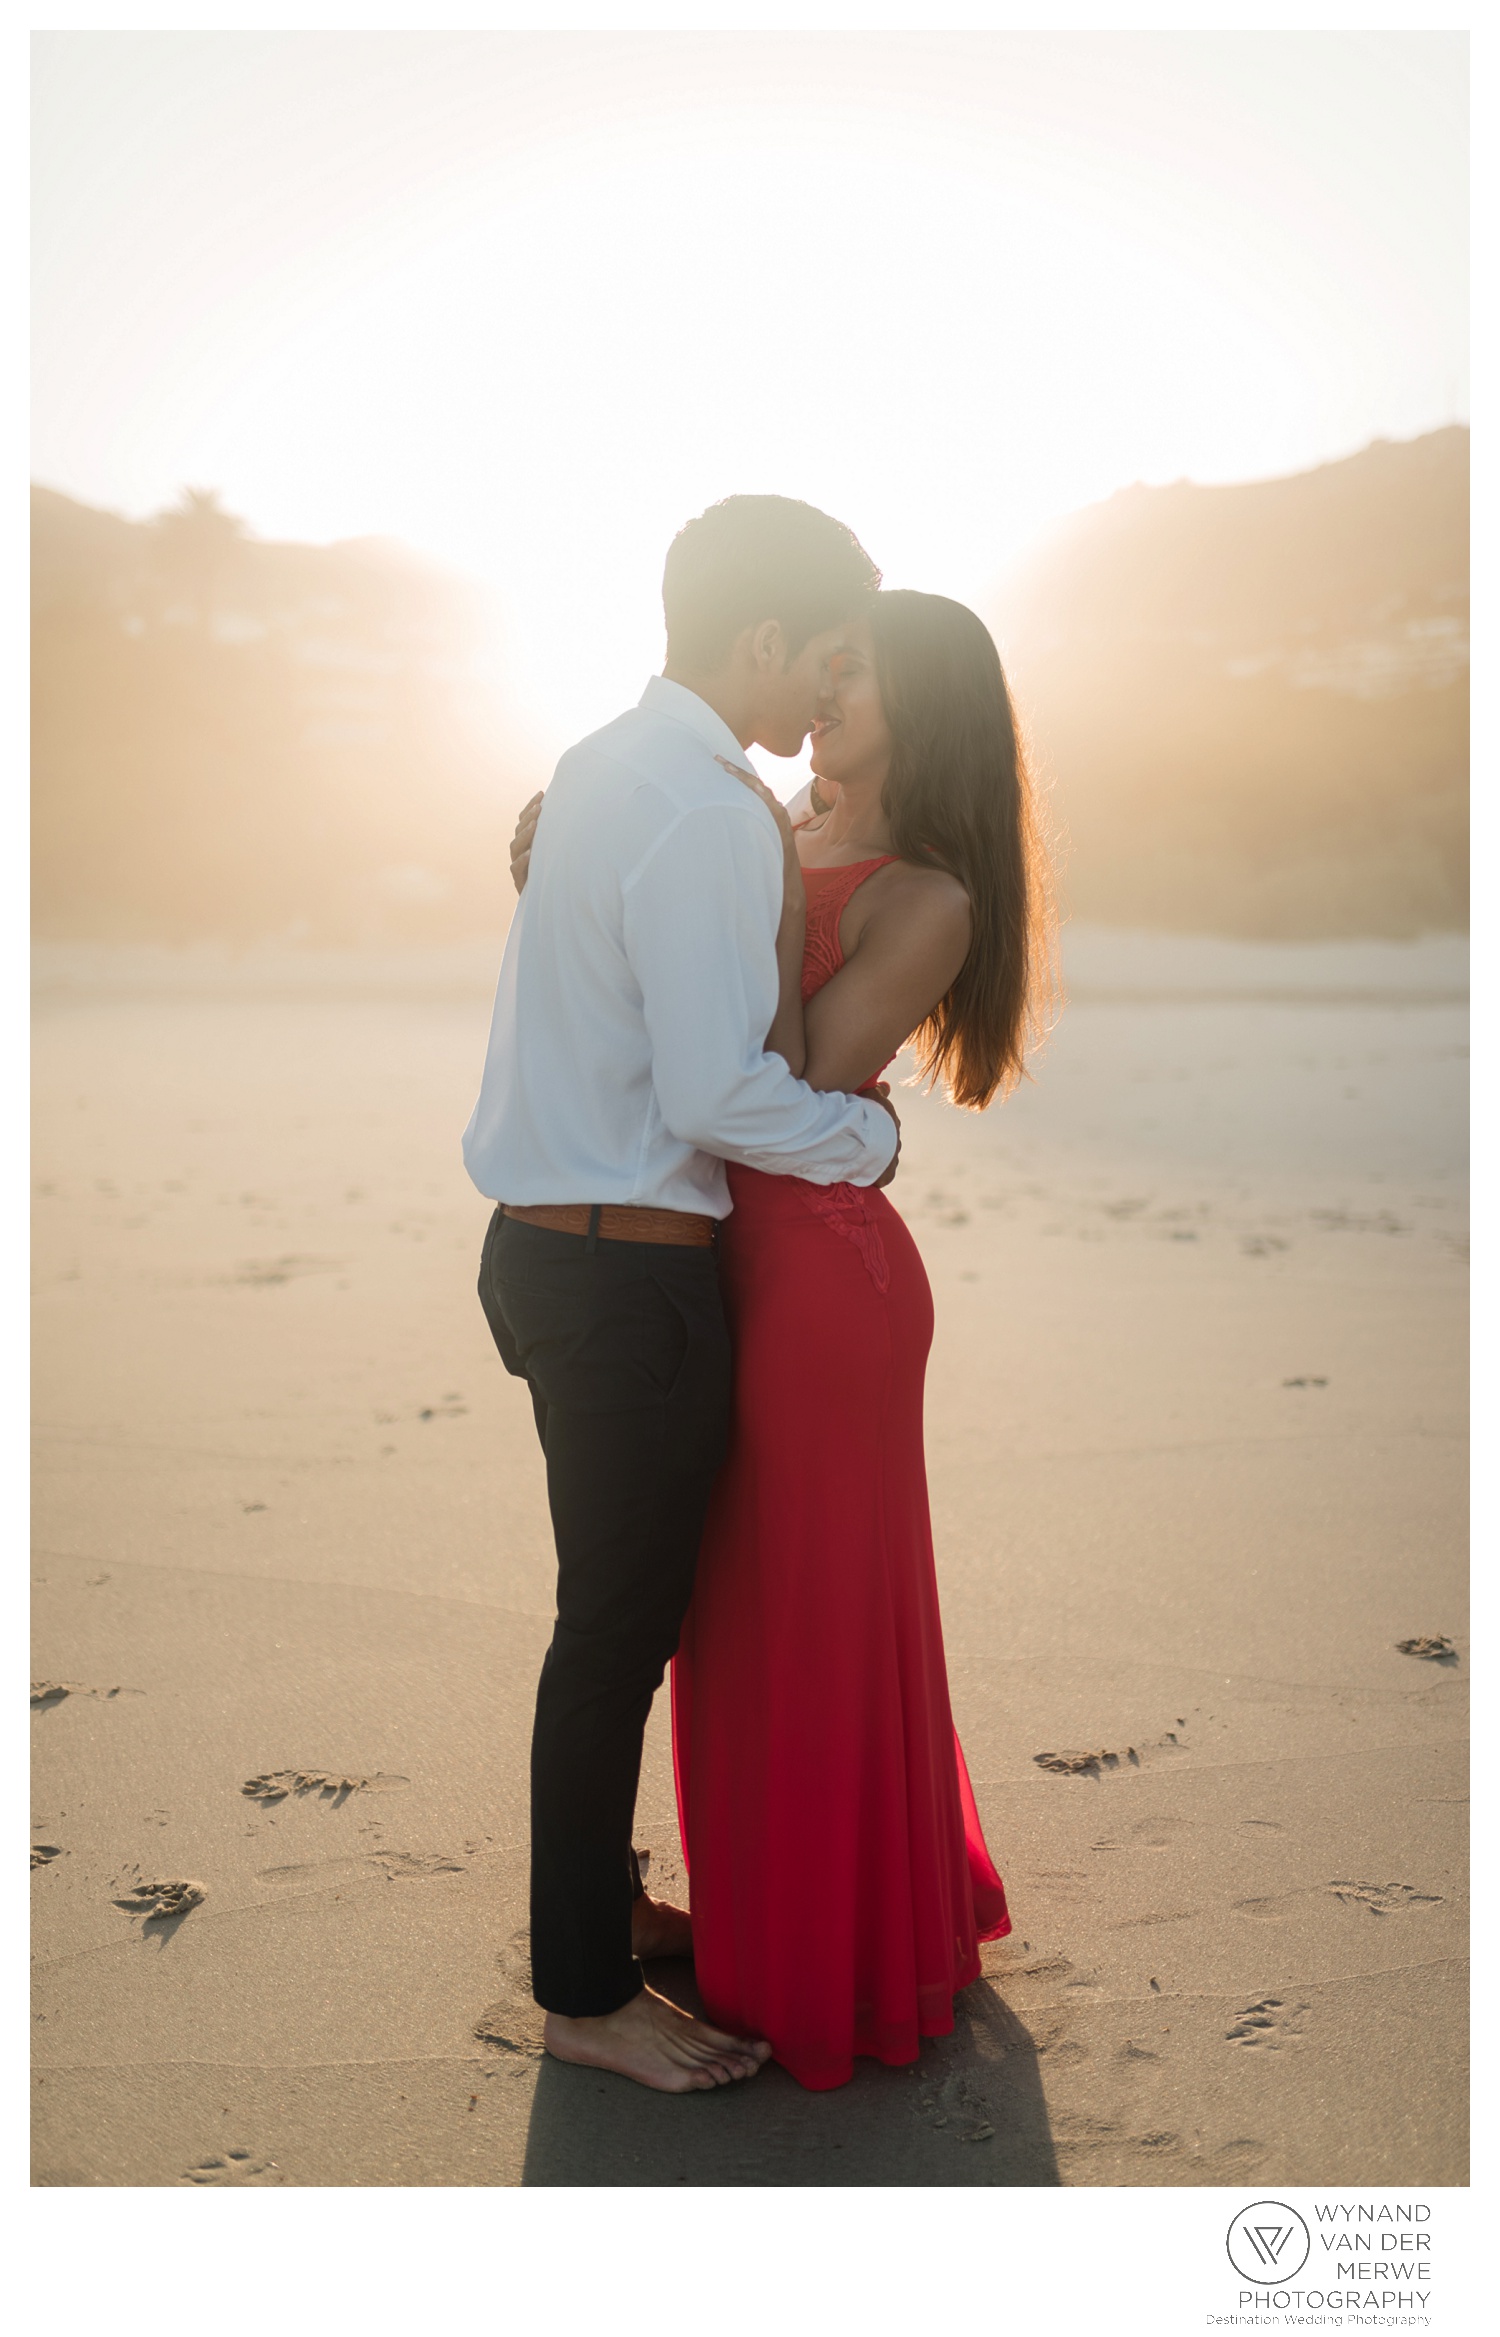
463, 494, 1050, 2095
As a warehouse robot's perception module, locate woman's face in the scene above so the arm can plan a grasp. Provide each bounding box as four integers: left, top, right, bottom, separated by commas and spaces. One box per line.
808, 619, 892, 793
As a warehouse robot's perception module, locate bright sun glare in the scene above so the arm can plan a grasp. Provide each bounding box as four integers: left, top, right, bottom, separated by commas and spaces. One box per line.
32, 31, 1468, 768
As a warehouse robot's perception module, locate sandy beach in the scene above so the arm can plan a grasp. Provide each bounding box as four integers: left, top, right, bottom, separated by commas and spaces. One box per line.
31, 928, 1467, 2187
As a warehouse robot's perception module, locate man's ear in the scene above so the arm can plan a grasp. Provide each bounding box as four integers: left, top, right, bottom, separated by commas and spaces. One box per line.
749, 618, 786, 671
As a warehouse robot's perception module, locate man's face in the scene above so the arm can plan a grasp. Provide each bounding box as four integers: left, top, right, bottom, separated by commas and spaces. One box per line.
749, 622, 857, 758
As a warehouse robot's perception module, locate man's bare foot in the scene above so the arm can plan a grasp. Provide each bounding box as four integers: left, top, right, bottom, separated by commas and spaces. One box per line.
632, 1890, 693, 1960
543, 1987, 772, 2094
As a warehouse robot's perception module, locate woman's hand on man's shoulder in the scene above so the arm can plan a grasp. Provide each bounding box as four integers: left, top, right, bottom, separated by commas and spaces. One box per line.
714, 754, 792, 839
715, 757, 805, 914
509, 792, 544, 894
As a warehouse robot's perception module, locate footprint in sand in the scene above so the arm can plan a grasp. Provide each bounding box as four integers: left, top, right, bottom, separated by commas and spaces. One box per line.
1052, 2111, 1132, 2158
234, 1255, 339, 1287
113, 1877, 207, 1921
182, 2150, 284, 2186
1095, 1814, 1194, 1853
473, 2001, 544, 2056
1021, 2005, 1084, 2057
1034, 1748, 1142, 1778
1328, 1880, 1443, 1916
1235, 1879, 1441, 1920
1225, 1997, 1304, 2050
1396, 1636, 1457, 1663
31, 1843, 64, 1870
31, 1680, 133, 1708
1027, 1867, 1091, 1902
1135, 1815, 1195, 1847
1007, 1949, 1076, 1982
473, 1926, 545, 2057
990, 1943, 1103, 2004
917, 2064, 995, 2143
241, 1770, 410, 1805
257, 1850, 464, 1887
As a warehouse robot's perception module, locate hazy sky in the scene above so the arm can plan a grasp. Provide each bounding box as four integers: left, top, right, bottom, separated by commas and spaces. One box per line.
33, 30, 1468, 755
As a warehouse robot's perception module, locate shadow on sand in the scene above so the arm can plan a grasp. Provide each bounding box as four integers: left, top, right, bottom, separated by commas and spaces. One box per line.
521, 1969, 1060, 2186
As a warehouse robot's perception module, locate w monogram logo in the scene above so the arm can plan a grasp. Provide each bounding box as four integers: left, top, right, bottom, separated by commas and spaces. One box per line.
1226, 2201, 1311, 2283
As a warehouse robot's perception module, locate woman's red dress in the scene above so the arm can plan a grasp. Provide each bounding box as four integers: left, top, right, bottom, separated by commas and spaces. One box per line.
671, 853, 1011, 2091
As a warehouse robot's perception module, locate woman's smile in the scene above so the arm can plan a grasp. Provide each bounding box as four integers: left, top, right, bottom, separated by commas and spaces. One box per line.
807, 618, 892, 789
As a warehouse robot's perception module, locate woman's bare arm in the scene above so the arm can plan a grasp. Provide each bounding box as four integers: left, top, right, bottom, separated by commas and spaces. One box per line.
710, 767, 969, 1094
764, 888, 809, 1077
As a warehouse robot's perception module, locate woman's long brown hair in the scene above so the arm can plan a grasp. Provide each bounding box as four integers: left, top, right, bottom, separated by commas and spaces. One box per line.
868, 589, 1057, 1108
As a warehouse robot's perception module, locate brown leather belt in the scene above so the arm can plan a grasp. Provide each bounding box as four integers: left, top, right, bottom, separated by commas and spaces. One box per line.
501, 1202, 716, 1249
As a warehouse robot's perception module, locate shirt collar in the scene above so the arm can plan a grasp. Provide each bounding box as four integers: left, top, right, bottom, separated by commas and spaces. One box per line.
638, 675, 751, 769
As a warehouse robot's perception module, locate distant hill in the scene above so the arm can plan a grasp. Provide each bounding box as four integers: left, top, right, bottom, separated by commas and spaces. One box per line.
34, 438, 1468, 946
991, 427, 1468, 938
31, 486, 536, 944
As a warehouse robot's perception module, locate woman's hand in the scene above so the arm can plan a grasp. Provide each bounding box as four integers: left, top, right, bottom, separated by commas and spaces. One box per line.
713, 755, 809, 1078
509, 792, 543, 894
715, 755, 804, 927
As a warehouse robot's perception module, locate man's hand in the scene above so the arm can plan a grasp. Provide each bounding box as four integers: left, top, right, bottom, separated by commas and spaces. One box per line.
863, 1081, 902, 1189
509, 791, 543, 894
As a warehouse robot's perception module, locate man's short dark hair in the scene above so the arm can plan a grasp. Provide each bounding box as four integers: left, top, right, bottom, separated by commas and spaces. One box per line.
662, 495, 881, 671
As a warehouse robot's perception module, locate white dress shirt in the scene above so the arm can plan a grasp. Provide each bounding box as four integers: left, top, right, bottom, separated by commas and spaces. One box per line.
462, 677, 898, 1217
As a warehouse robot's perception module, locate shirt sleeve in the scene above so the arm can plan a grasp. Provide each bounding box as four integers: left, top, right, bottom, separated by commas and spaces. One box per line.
620, 798, 898, 1187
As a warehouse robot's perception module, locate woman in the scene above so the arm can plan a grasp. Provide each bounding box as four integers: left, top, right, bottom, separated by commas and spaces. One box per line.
512, 590, 1053, 2089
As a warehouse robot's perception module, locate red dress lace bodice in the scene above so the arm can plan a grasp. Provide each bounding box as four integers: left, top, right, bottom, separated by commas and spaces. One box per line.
776, 850, 904, 1289
798, 853, 900, 1004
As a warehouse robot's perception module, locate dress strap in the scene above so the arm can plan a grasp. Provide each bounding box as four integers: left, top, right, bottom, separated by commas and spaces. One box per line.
804, 853, 901, 911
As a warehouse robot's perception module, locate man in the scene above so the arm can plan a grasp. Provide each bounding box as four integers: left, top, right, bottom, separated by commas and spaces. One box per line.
463, 495, 900, 2094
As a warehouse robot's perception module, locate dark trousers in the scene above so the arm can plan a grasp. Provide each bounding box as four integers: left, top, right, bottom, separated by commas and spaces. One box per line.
478, 1208, 731, 2017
